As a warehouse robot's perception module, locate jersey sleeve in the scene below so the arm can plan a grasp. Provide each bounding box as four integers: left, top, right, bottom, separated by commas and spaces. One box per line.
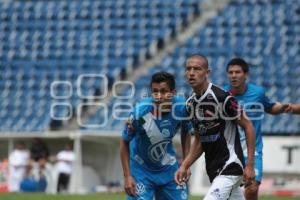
175, 96, 194, 134
261, 88, 276, 111
181, 120, 194, 135
121, 113, 137, 142
185, 99, 198, 131
181, 106, 194, 134
223, 95, 241, 118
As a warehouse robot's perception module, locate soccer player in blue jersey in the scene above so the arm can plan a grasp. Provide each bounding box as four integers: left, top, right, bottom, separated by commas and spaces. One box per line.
120, 72, 193, 200
224, 58, 292, 200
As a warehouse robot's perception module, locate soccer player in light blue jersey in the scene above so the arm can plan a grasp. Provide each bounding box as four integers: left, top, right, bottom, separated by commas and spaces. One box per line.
224, 58, 292, 200
120, 72, 193, 200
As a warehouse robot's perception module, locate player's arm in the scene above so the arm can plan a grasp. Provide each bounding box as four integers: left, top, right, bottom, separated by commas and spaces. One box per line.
180, 124, 191, 159
120, 138, 136, 196
181, 131, 191, 159
175, 130, 203, 185
224, 95, 255, 185
120, 139, 131, 178
290, 103, 300, 114
259, 88, 292, 114
120, 116, 137, 197
180, 100, 194, 159
266, 102, 292, 115
181, 130, 203, 168
237, 113, 255, 186
180, 126, 192, 181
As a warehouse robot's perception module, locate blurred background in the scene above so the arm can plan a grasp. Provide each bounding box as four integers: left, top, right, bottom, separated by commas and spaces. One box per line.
0, 0, 299, 198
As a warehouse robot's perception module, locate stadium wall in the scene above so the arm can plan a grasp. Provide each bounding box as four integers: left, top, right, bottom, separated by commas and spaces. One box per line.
0, 133, 299, 195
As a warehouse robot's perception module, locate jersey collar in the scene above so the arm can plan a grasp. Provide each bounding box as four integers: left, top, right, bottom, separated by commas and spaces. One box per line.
193, 83, 212, 102
230, 83, 248, 96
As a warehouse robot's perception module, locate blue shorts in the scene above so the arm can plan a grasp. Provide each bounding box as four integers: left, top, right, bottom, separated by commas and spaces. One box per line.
245, 155, 263, 183
127, 163, 188, 200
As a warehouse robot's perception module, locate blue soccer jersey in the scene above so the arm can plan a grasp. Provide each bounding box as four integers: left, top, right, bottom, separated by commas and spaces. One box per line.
224, 83, 275, 182
122, 96, 192, 200
122, 96, 193, 173
224, 83, 275, 156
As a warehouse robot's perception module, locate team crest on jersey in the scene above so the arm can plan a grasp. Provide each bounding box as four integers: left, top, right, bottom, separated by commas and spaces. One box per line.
148, 140, 169, 162
161, 129, 170, 137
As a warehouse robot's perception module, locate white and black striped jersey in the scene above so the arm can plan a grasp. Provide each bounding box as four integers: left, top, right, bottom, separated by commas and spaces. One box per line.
186, 83, 245, 182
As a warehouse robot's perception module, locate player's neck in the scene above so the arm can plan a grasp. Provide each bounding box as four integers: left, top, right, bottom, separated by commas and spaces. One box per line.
152, 104, 171, 118
234, 84, 247, 95
194, 81, 209, 97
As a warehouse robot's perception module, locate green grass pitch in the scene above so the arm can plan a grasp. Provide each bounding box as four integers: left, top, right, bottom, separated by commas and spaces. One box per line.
0, 193, 299, 200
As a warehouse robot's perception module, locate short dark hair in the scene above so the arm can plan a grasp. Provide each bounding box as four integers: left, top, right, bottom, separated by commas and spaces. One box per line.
186, 54, 209, 69
151, 71, 175, 91
226, 58, 249, 73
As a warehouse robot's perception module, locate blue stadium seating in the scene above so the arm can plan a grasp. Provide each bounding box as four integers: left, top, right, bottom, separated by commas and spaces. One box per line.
0, 0, 202, 132
84, 0, 300, 134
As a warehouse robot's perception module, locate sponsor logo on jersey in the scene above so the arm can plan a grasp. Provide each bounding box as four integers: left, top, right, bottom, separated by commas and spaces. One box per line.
200, 134, 220, 143
160, 120, 171, 128
136, 183, 146, 195
210, 188, 221, 198
134, 154, 144, 165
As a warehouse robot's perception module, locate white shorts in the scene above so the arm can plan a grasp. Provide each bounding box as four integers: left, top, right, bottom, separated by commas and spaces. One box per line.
204, 175, 244, 200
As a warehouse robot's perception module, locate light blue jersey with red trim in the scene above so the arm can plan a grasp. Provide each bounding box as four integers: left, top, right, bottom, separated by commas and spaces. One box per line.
224, 83, 275, 156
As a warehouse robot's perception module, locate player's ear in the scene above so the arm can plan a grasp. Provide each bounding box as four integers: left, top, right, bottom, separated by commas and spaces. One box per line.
206, 68, 211, 78
172, 89, 176, 95
244, 72, 249, 80
184, 65, 188, 77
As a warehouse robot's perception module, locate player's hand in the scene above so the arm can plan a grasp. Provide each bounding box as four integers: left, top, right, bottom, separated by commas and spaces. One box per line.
174, 166, 189, 185
125, 119, 136, 133
124, 175, 136, 196
282, 103, 292, 113
186, 168, 192, 182
243, 165, 255, 188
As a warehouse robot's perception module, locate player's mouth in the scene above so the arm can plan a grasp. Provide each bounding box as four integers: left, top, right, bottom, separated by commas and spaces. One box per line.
231, 80, 239, 85
154, 99, 162, 105
188, 78, 196, 84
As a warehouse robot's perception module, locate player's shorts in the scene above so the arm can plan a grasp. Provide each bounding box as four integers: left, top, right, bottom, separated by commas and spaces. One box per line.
245, 155, 263, 183
204, 175, 244, 200
127, 163, 188, 200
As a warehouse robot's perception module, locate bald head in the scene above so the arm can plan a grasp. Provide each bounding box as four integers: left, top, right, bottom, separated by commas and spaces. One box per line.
186, 55, 209, 69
